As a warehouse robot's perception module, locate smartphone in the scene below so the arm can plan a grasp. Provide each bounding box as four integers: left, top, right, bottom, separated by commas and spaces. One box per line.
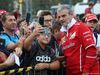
0, 39, 5, 49
39, 16, 44, 26
26, 13, 30, 24
23, 27, 25, 37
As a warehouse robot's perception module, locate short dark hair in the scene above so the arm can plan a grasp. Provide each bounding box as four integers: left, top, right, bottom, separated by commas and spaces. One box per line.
52, 21, 62, 34
40, 10, 52, 17
2, 13, 14, 22
88, 1, 94, 6
12, 10, 21, 19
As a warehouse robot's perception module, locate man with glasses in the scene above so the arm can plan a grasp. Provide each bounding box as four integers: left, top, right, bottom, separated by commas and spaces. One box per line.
40, 10, 53, 28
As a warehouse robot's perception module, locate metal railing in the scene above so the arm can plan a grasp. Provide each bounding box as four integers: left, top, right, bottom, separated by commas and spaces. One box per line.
0, 65, 66, 75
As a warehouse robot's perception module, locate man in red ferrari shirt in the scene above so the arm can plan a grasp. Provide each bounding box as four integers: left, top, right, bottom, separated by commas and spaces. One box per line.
57, 5, 99, 75
85, 1, 94, 15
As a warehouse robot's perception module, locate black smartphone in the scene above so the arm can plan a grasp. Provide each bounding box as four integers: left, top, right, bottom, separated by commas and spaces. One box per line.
26, 13, 30, 24
0, 39, 5, 49
23, 27, 25, 37
39, 16, 44, 26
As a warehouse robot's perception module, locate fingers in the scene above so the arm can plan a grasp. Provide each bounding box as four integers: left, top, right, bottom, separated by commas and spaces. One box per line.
35, 63, 44, 70
18, 36, 26, 47
19, 36, 26, 42
20, 21, 28, 36
34, 24, 44, 34
20, 20, 27, 28
28, 22, 36, 29
15, 48, 22, 57
9, 53, 13, 57
7, 53, 13, 59
35, 64, 40, 70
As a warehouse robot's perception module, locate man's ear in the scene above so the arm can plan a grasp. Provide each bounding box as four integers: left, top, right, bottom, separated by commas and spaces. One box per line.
2, 21, 5, 27
54, 29, 58, 34
70, 12, 73, 16
70, 12, 75, 19
70, 12, 75, 17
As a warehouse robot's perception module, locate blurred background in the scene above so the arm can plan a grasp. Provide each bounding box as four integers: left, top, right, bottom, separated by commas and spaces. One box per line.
0, 0, 100, 22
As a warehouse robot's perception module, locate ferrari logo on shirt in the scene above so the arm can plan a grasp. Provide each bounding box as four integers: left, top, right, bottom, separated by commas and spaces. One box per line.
70, 33, 72, 37
62, 36, 66, 44
70, 32, 76, 39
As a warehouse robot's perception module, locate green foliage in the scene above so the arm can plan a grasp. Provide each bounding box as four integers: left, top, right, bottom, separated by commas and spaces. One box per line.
32, 0, 83, 15
72, 0, 83, 5
0, 0, 83, 16
0, 0, 16, 12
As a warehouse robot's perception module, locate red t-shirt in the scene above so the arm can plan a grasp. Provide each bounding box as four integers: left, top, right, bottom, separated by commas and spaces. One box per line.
85, 8, 91, 15
61, 22, 99, 73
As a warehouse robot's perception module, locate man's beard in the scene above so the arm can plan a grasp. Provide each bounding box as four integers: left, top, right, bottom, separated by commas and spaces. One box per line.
61, 21, 70, 27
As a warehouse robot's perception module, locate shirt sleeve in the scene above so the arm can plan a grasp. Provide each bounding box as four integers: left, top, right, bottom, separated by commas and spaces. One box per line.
78, 23, 95, 49
78, 23, 97, 73
0, 35, 12, 47
82, 47, 97, 73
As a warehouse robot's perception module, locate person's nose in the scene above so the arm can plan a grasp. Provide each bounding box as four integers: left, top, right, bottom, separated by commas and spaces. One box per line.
59, 16, 63, 20
45, 34, 49, 38
13, 20, 16, 24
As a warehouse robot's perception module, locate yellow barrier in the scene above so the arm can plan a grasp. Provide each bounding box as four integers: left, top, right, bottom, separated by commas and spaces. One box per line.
0, 66, 35, 75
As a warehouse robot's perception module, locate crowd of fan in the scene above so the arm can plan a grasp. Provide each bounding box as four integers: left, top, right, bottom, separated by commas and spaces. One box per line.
0, 1, 100, 75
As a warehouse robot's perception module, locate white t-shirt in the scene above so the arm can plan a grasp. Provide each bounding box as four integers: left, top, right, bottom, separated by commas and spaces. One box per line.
93, 34, 100, 51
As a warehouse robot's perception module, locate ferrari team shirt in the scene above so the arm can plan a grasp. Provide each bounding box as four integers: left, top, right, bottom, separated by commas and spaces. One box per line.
61, 18, 99, 73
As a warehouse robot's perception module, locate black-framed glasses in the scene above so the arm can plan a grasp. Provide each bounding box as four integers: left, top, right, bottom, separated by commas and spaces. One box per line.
44, 19, 53, 23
